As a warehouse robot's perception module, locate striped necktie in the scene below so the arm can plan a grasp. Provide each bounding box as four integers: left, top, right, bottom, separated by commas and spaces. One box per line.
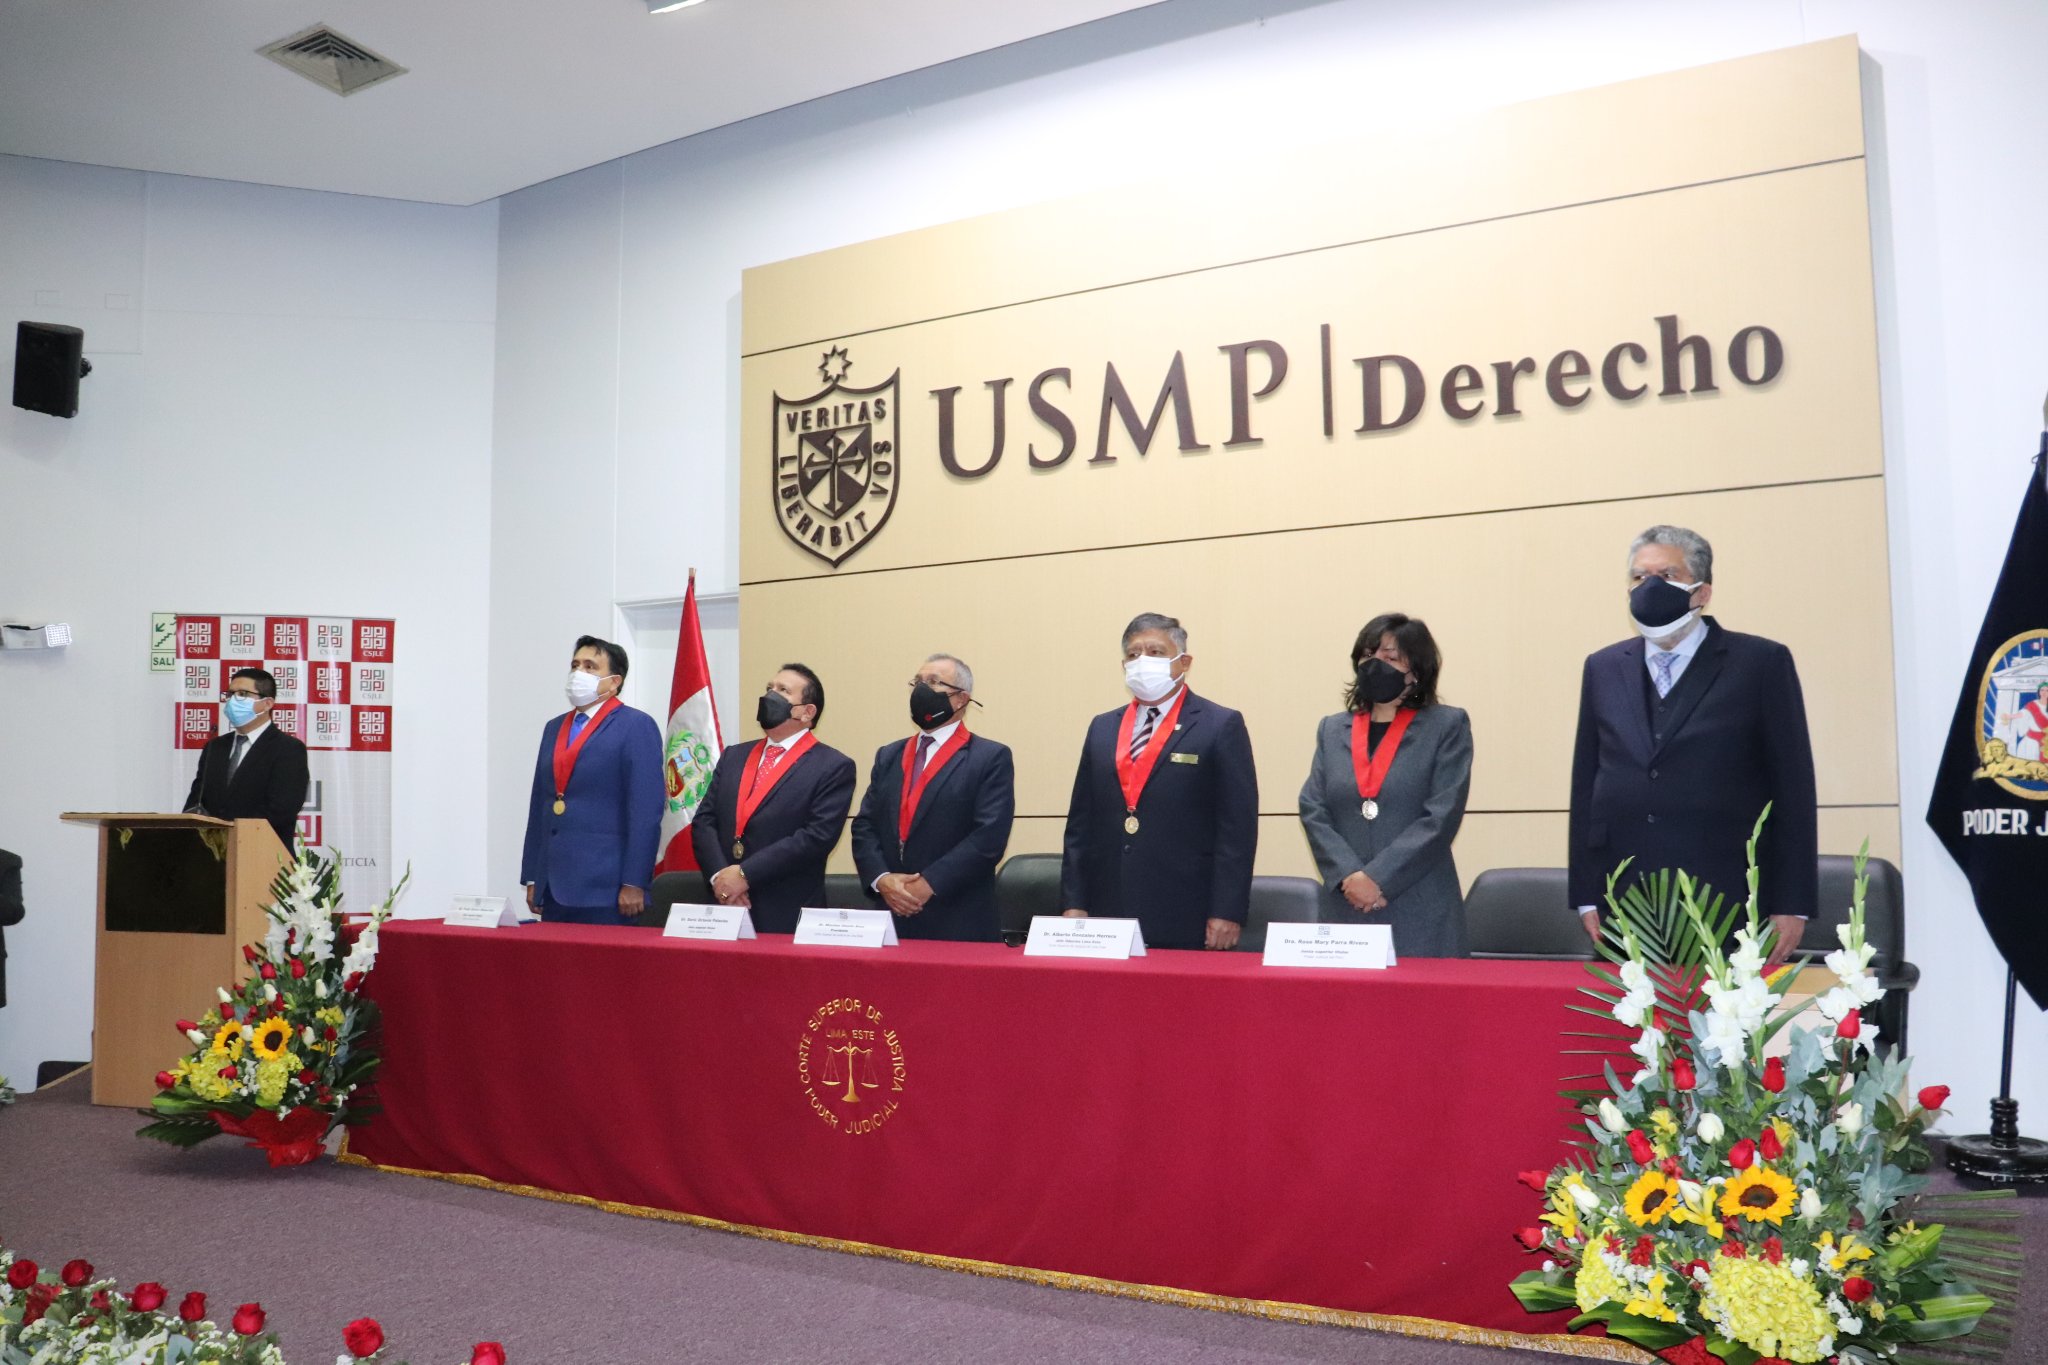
1129, 705, 1160, 760
1651, 651, 1678, 698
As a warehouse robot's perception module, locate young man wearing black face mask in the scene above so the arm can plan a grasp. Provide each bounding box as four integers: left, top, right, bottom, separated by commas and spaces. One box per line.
691, 663, 856, 934
848, 654, 1016, 941
1568, 525, 1817, 969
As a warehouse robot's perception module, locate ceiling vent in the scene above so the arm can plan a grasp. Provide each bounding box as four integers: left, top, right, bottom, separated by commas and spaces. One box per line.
258, 24, 408, 97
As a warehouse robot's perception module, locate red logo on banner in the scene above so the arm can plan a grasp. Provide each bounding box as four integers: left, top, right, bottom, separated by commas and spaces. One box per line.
178, 704, 216, 750
355, 706, 392, 752
310, 662, 351, 706
179, 617, 220, 660
354, 620, 395, 663
221, 658, 262, 690
269, 704, 303, 738
266, 617, 307, 660
297, 814, 324, 848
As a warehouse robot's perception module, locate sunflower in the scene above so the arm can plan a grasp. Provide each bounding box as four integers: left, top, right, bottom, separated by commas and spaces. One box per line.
250, 1017, 295, 1061
1718, 1165, 1797, 1224
210, 1022, 246, 1060
1623, 1170, 1681, 1226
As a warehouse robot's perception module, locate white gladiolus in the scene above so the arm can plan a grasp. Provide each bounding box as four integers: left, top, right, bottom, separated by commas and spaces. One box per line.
1727, 927, 1767, 980
1697, 1111, 1725, 1143
1613, 959, 1658, 1029
1598, 1098, 1629, 1133
1837, 1101, 1864, 1137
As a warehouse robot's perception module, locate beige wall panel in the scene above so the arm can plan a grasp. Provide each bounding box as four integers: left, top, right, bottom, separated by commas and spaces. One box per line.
742, 37, 1865, 354
741, 158, 1878, 585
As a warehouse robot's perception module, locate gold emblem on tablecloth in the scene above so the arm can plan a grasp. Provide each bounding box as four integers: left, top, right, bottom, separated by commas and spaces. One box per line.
797, 996, 907, 1137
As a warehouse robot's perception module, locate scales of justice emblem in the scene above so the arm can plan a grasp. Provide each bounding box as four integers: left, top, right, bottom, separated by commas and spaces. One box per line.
771, 346, 901, 568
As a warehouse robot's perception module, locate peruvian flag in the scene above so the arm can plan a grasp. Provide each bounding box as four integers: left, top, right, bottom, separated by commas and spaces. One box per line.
656, 576, 724, 872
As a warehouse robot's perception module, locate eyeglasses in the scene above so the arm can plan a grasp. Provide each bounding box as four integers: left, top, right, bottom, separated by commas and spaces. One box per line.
222, 691, 266, 701
907, 676, 963, 693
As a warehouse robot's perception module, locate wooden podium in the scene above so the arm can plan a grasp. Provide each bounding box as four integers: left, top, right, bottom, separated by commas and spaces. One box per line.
59, 813, 289, 1108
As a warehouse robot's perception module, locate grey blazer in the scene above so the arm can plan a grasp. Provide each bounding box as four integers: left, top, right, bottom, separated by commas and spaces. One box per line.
1297, 705, 1473, 957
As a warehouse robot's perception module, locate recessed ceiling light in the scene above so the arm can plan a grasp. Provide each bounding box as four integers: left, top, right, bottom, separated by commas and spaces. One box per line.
646, 0, 707, 12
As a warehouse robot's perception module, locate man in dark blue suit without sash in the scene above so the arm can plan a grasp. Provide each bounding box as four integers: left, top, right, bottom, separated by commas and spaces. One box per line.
1570, 526, 1818, 968
694, 662, 857, 935
522, 636, 667, 925
850, 653, 1016, 941
1060, 613, 1259, 950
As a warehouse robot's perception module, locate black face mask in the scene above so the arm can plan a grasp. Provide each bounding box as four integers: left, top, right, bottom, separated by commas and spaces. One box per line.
1629, 576, 1700, 630
756, 691, 794, 731
910, 680, 956, 731
1355, 656, 1410, 706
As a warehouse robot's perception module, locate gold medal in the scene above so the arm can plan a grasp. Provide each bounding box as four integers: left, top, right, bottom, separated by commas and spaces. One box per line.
1361, 799, 1378, 821
732, 839, 745, 860
553, 798, 566, 815
1124, 814, 1140, 835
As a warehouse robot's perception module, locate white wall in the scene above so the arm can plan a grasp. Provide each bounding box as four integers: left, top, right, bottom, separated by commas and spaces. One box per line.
0, 155, 498, 1090
488, 0, 2048, 1130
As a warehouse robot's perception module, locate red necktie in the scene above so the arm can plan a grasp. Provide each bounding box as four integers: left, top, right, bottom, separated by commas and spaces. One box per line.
759, 743, 786, 775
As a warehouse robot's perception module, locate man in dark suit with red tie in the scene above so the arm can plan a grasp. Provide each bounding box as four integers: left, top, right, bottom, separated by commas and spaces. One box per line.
521, 636, 666, 925
849, 653, 1016, 941
184, 667, 309, 851
693, 662, 858, 934
1060, 613, 1259, 950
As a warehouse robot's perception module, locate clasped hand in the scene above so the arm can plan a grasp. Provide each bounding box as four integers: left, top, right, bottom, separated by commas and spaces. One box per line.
877, 872, 933, 916
1341, 871, 1388, 913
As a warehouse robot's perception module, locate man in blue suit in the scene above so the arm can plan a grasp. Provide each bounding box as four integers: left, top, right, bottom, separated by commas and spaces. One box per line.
693, 663, 857, 934
521, 636, 666, 925
1569, 526, 1818, 968
850, 653, 1016, 941
1060, 613, 1259, 950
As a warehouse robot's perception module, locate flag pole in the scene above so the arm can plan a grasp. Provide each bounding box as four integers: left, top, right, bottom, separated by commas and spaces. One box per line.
1945, 966, 2048, 1182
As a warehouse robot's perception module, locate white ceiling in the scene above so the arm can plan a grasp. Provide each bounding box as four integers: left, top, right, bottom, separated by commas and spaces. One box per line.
0, 0, 1160, 206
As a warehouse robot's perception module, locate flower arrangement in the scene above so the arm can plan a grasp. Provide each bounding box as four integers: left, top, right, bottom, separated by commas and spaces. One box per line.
0, 1242, 504, 1364
1510, 818, 2021, 1365
0, 1076, 14, 1106
139, 848, 409, 1167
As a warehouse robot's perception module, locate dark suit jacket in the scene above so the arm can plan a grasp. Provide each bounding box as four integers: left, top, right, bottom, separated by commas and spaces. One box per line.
849, 731, 1016, 941
693, 735, 858, 934
0, 848, 21, 1010
1568, 617, 1818, 920
520, 704, 667, 909
183, 725, 309, 850
1060, 690, 1259, 949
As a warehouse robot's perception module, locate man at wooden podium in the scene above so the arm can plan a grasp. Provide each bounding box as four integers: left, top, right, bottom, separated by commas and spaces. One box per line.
183, 668, 309, 850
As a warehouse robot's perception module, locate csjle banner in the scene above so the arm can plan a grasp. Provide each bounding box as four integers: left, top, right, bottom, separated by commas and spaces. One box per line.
170, 613, 394, 915
1926, 437, 2048, 1010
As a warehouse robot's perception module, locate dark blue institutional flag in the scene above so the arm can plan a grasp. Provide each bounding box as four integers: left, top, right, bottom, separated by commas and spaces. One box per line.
1926, 435, 2048, 1010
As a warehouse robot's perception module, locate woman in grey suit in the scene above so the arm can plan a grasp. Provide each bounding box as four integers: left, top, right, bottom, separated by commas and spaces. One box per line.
1298, 614, 1473, 957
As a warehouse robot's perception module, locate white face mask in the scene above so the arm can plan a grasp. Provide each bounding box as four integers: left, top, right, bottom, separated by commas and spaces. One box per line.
1123, 654, 1184, 704
565, 670, 605, 709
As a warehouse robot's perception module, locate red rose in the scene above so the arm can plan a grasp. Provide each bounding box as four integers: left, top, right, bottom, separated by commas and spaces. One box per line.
90, 1289, 112, 1311
290, 958, 307, 980
1626, 1129, 1657, 1164
1515, 1226, 1546, 1250
1761, 1056, 1786, 1093
1836, 1009, 1861, 1040
1630, 1235, 1654, 1266
1759, 1127, 1784, 1160
1842, 1276, 1875, 1302
130, 1282, 168, 1312
61, 1258, 94, 1287
232, 1302, 267, 1335
1919, 1085, 1951, 1111
1670, 1056, 1697, 1091
21, 1287, 52, 1326
221, 1003, 237, 1020
175, 1019, 199, 1035
259, 962, 277, 981
1516, 1169, 1549, 1192
343, 1317, 386, 1356
323, 1025, 339, 1042
246, 1006, 262, 1023
1762, 1236, 1783, 1264
156, 1070, 178, 1089
7, 1259, 39, 1289
243, 944, 259, 964
470, 1343, 507, 1365
299, 1070, 318, 1086
1728, 1138, 1757, 1170
218, 1066, 238, 1080
180, 1291, 208, 1322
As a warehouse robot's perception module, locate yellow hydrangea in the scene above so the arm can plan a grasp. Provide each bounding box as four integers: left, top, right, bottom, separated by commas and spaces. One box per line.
254, 1054, 298, 1107
188, 1053, 237, 1102
1574, 1235, 1629, 1313
1702, 1251, 1834, 1362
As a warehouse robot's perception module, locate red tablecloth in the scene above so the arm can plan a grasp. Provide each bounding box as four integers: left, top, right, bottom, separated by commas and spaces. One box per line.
350, 923, 1590, 1334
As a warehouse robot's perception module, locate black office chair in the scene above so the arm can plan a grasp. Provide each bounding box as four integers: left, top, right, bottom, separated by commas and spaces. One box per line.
1797, 855, 1917, 1054
1462, 867, 1594, 961
822, 873, 871, 910
1240, 875, 1324, 953
644, 870, 714, 927
993, 853, 1062, 946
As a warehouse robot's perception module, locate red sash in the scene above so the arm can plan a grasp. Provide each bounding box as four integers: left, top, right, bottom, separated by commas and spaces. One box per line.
551, 697, 621, 804
1351, 708, 1417, 801
735, 731, 816, 840
898, 728, 970, 842
1114, 688, 1190, 815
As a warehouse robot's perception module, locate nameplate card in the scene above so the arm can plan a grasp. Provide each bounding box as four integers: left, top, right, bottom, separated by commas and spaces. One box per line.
662, 903, 757, 941
445, 895, 521, 929
1022, 916, 1147, 959
1262, 922, 1396, 970
793, 907, 899, 948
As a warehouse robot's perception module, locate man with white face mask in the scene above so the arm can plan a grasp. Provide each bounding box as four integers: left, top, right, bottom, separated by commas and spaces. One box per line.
520, 635, 666, 925
1568, 526, 1817, 968
1058, 613, 1259, 949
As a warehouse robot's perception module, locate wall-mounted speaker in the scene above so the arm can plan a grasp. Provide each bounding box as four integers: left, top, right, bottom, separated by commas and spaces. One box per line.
12, 321, 91, 419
